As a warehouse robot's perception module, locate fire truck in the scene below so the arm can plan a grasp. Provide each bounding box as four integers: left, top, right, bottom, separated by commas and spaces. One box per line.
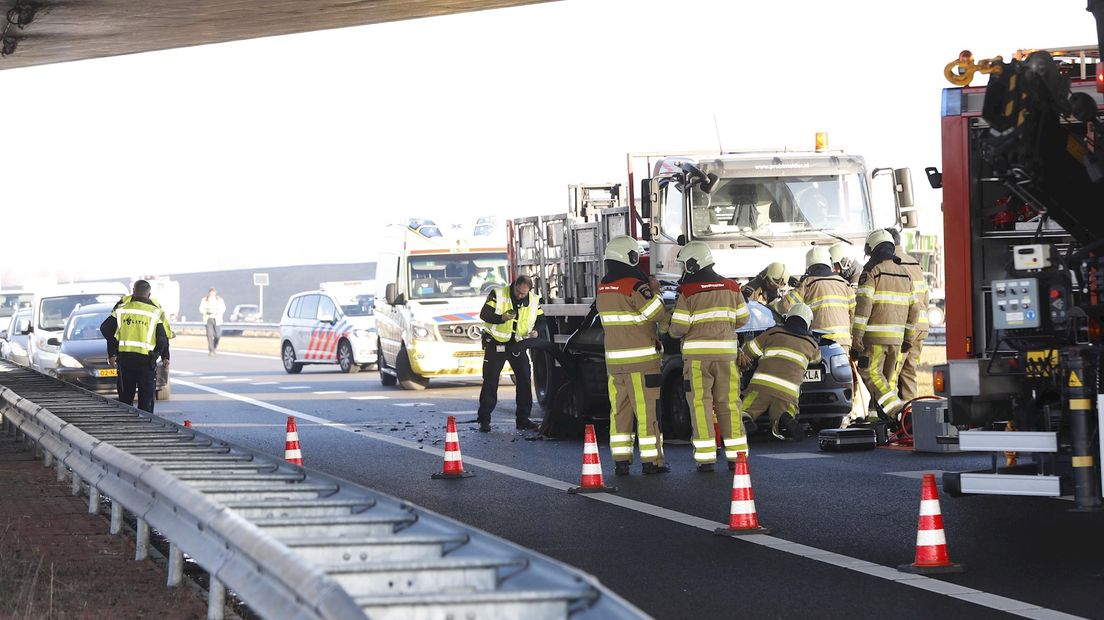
926, 44, 1104, 509
510, 146, 917, 438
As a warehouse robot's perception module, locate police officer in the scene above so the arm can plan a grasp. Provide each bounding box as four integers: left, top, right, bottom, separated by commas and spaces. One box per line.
100, 280, 171, 413
829, 242, 861, 285
738, 304, 820, 441
476, 275, 542, 433
742, 262, 789, 305
885, 228, 930, 403
598, 235, 669, 475
851, 230, 921, 422
668, 242, 750, 471
775, 246, 856, 349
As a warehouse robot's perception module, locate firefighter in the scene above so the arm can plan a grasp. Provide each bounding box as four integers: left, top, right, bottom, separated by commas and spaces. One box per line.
99, 280, 171, 414
737, 303, 820, 441
885, 228, 930, 403
775, 246, 856, 349
668, 241, 750, 472
851, 230, 921, 422
597, 235, 669, 475
476, 275, 542, 432
829, 242, 861, 285
741, 262, 789, 305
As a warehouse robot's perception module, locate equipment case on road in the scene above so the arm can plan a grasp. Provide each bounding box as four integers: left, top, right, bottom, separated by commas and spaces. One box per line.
818, 427, 877, 451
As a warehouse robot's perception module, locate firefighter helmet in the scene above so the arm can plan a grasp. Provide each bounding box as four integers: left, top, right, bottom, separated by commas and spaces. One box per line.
604, 235, 641, 266
676, 241, 714, 274
785, 303, 814, 328
829, 242, 851, 265
864, 229, 895, 255
806, 246, 833, 270
765, 262, 789, 286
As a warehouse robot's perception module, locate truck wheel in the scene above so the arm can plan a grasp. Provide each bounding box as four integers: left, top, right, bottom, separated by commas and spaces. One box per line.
532, 323, 562, 409
539, 382, 586, 439
282, 342, 303, 374
378, 341, 397, 386
397, 347, 429, 391
337, 340, 360, 374
661, 373, 691, 441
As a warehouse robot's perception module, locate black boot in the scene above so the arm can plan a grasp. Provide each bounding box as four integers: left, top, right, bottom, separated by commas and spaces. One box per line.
615, 461, 631, 476
642, 462, 671, 475
697, 463, 715, 473
781, 414, 805, 442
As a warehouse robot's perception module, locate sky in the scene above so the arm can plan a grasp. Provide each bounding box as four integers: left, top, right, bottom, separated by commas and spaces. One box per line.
0, 0, 1097, 286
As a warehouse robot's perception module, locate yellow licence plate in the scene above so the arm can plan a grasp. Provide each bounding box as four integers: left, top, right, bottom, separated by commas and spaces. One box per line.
97, 368, 118, 378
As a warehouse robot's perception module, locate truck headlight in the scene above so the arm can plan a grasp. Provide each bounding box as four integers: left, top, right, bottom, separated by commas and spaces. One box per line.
411, 322, 437, 341
58, 353, 83, 369
829, 353, 851, 382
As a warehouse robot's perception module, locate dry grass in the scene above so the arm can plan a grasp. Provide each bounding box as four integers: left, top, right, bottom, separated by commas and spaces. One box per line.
916, 345, 947, 397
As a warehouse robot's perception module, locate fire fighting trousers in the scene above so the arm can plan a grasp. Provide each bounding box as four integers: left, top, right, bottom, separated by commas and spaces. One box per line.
858, 343, 905, 417
742, 389, 797, 426
607, 370, 664, 465
898, 336, 926, 403
684, 359, 747, 463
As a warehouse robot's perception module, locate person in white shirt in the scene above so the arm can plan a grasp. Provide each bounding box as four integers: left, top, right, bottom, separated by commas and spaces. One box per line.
199, 288, 226, 356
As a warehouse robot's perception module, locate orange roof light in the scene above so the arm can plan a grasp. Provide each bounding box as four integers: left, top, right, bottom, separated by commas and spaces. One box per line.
815, 132, 829, 153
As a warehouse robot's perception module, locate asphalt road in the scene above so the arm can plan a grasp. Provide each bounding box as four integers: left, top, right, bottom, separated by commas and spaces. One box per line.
153, 347, 1103, 619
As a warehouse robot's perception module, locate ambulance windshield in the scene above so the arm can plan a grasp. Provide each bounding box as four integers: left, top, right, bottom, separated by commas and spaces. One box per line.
408, 253, 508, 299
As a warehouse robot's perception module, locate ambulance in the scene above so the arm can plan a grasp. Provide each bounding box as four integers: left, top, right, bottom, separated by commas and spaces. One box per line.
374, 218, 508, 390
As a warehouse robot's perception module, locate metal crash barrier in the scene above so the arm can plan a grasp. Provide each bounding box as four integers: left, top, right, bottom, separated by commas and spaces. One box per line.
0, 361, 644, 620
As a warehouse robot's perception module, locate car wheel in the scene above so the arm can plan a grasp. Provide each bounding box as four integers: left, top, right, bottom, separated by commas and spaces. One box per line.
539, 382, 587, 439
661, 373, 691, 441
156, 383, 172, 401
337, 340, 359, 374
396, 346, 429, 391
378, 340, 397, 386
282, 342, 303, 374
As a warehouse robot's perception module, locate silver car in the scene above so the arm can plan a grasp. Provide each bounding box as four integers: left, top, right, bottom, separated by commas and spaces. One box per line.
0, 307, 33, 367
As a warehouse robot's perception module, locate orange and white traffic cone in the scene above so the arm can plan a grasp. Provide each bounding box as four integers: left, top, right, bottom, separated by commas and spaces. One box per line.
569, 424, 617, 494
284, 416, 303, 465
898, 473, 965, 574
432, 416, 474, 479
714, 452, 771, 536
183, 420, 192, 428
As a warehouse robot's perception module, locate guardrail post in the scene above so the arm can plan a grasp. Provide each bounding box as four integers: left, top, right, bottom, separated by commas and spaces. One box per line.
43, 450, 53, 468
135, 518, 150, 560
207, 577, 226, 620
168, 543, 184, 587
71, 473, 82, 496
88, 486, 100, 515
110, 500, 123, 535
55, 459, 66, 482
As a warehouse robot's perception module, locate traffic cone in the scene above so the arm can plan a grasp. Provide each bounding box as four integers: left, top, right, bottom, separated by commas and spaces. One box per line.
183, 420, 192, 428
432, 416, 474, 479
714, 452, 771, 536
568, 424, 617, 494
898, 473, 965, 574
284, 416, 303, 465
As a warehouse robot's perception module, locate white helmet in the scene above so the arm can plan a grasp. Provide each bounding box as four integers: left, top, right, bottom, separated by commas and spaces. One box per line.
764, 261, 789, 286
829, 242, 850, 266
806, 246, 832, 270
785, 303, 814, 328
605, 235, 641, 266
676, 241, 714, 274
864, 229, 895, 255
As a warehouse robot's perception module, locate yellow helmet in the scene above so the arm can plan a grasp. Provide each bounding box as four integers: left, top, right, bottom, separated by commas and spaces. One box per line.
864, 229, 894, 255
829, 242, 851, 265
806, 246, 833, 270
676, 241, 714, 274
764, 261, 789, 286
605, 235, 641, 266
785, 303, 814, 327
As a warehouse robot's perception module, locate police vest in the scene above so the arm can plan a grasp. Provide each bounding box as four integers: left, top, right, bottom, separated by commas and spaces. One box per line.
483, 286, 539, 343
114, 299, 166, 355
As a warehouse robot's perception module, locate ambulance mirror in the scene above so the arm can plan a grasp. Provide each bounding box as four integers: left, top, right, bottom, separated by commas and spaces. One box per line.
385, 282, 400, 305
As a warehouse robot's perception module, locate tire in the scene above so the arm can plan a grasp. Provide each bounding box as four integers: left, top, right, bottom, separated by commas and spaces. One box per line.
282, 342, 303, 374
156, 383, 171, 401
539, 382, 587, 439
531, 323, 562, 409
378, 341, 397, 386
660, 372, 691, 441
337, 340, 359, 374
397, 347, 428, 391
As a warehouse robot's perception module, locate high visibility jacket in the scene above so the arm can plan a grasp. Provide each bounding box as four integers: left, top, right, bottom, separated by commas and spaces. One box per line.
119, 295, 175, 340
852, 257, 920, 349
483, 286, 541, 343
775, 274, 856, 347
113, 298, 167, 355
895, 246, 930, 341
741, 326, 820, 402
741, 275, 780, 306
668, 277, 749, 361
597, 277, 665, 374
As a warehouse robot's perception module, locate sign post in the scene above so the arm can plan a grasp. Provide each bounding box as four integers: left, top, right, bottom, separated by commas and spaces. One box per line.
253, 273, 269, 319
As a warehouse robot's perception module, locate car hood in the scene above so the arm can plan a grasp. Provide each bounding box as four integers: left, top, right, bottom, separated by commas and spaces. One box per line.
60, 339, 109, 362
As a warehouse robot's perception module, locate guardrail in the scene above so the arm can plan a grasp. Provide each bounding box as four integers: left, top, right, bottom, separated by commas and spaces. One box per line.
171, 321, 280, 336
925, 326, 947, 346
0, 362, 645, 620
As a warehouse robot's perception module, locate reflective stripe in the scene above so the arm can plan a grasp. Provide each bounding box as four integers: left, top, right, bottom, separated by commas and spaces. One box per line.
610, 433, 633, 443
601, 312, 654, 325
640, 297, 663, 319
745, 339, 764, 357
866, 324, 906, 335
856, 286, 875, 297
683, 341, 740, 351
692, 439, 716, 449
750, 373, 800, 396
640, 449, 659, 458
670, 310, 691, 325
607, 346, 660, 360
118, 340, 154, 351
678, 309, 745, 324
873, 292, 912, 303
116, 308, 160, 320
730, 500, 757, 514
761, 348, 808, 365
611, 447, 634, 455
918, 499, 942, 517
916, 529, 947, 547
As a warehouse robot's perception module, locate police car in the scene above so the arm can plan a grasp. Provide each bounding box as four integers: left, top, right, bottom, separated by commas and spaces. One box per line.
279, 283, 377, 374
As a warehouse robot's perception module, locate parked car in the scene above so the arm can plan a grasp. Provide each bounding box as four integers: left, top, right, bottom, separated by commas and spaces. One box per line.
0, 307, 32, 367
229, 304, 262, 323
279, 289, 377, 374
28, 282, 128, 374
52, 303, 170, 400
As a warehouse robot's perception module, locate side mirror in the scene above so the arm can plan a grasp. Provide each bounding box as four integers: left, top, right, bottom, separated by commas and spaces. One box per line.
385, 283, 397, 305
18, 320, 31, 335
0, 329, 8, 340
639, 178, 653, 220
924, 166, 943, 189
892, 168, 918, 229
699, 172, 720, 194
47, 337, 61, 347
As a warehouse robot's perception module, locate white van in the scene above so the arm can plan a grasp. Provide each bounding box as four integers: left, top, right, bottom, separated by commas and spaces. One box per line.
279, 286, 377, 374
29, 282, 129, 374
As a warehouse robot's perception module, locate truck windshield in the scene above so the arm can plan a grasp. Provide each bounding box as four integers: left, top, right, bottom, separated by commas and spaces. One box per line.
407, 253, 508, 299
0, 293, 33, 318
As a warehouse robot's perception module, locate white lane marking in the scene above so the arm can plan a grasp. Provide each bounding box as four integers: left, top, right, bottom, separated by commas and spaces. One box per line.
188, 423, 291, 428
251, 382, 279, 386
172, 370, 196, 376
885, 470, 951, 480
313, 390, 347, 395
176, 347, 280, 361
394, 402, 434, 407
279, 386, 309, 390
171, 378, 1087, 620
350, 396, 388, 400
757, 452, 832, 460
224, 378, 252, 383
444, 410, 479, 415
202, 375, 228, 380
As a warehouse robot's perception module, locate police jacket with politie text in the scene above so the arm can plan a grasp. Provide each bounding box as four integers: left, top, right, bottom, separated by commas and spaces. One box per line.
851, 245, 921, 351
596, 262, 666, 374
100, 295, 171, 367
775, 264, 856, 348
669, 266, 749, 361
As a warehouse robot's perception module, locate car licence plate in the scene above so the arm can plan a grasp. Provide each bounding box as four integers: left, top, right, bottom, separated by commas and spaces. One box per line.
803, 368, 822, 383
97, 368, 118, 378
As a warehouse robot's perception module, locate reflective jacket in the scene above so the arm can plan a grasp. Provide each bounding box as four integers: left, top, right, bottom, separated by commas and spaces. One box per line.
895, 246, 930, 341
482, 286, 541, 343
852, 256, 920, 350
775, 273, 856, 347
597, 277, 665, 374
669, 277, 749, 361
114, 298, 168, 355
741, 274, 780, 306
741, 326, 821, 402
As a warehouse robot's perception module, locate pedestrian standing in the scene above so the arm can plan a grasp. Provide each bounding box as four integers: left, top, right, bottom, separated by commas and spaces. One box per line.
597, 235, 669, 475
475, 275, 542, 432
668, 241, 751, 472
100, 280, 170, 413
199, 288, 225, 356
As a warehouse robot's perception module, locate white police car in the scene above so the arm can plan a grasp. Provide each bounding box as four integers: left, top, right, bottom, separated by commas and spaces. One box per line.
279, 284, 377, 374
